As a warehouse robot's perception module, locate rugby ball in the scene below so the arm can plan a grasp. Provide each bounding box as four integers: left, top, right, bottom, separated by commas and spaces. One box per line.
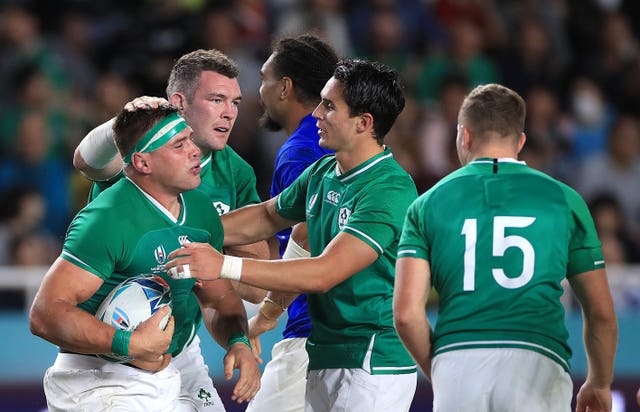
95, 275, 172, 362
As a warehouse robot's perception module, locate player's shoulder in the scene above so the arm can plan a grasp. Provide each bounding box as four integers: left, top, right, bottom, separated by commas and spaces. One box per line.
213, 145, 254, 172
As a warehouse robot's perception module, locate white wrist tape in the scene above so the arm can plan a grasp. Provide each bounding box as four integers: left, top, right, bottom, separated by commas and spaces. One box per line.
220, 256, 243, 281
77, 117, 118, 168
282, 237, 310, 259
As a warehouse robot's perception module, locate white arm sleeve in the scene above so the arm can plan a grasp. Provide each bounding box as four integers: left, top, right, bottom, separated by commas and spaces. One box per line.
282, 236, 310, 259
77, 118, 118, 168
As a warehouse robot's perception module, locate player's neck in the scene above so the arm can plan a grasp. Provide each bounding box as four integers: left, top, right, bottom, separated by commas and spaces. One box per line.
335, 139, 384, 173
284, 104, 314, 136
131, 177, 183, 219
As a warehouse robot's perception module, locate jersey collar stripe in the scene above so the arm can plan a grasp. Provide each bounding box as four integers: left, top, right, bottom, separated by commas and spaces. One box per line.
126, 177, 185, 224
200, 152, 212, 168
470, 158, 525, 165
435, 340, 569, 371
339, 153, 393, 183
343, 225, 383, 254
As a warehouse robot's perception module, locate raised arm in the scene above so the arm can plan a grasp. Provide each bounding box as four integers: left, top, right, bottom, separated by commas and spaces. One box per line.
73, 97, 170, 181
73, 117, 123, 181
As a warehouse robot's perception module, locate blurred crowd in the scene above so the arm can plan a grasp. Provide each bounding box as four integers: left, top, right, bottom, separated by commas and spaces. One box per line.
1, 0, 640, 269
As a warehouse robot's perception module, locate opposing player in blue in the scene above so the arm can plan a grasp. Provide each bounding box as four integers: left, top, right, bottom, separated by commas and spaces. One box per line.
30, 106, 260, 411
246, 35, 338, 412
393, 83, 618, 412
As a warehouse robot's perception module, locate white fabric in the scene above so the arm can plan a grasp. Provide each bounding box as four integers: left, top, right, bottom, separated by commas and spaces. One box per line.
246, 337, 308, 412
172, 335, 225, 411
220, 255, 243, 281
77, 118, 118, 168
44, 336, 225, 411
282, 236, 310, 259
431, 348, 573, 412
305, 368, 416, 412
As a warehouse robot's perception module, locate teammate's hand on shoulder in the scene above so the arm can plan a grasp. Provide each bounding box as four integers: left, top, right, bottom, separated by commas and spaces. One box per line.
124, 96, 170, 112
224, 341, 261, 403
128, 306, 174, 363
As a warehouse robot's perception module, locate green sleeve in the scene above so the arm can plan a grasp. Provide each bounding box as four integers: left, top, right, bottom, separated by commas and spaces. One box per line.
564, 186, 605, 276
398, 195, 430, 260
343, 175, 418, 255
61, 206, 126, 280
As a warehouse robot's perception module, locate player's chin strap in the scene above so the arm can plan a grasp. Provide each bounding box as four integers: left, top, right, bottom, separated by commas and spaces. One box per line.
123, 112, 188, 164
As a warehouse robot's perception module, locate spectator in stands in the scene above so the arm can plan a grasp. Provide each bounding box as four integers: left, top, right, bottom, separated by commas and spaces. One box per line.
575, 114, 640, 237
415, 17, 500, 105
589, 193, 640, 263
0, 111, 71, 238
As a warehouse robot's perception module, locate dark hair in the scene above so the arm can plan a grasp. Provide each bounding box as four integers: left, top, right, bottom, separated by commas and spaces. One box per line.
271, 34, 339, 105
113, 106, 180, 158
459, 84, 526, 139
166, 49, 239, 102
333, 58, 405, 144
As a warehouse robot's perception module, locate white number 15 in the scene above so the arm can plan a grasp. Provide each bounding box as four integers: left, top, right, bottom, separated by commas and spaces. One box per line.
461, 216, 536, 291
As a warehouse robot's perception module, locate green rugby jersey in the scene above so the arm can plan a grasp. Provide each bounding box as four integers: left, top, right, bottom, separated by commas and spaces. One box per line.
63, 177, 223, 356
276, 147, 418, 374
89, 145, 261, 214
398, 158, 605, 372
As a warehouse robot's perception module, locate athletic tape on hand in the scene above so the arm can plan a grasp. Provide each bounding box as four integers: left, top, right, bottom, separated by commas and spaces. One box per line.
168, 264, 191, 279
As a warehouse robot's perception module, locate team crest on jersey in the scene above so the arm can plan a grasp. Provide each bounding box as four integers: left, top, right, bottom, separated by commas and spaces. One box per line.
308, 193, 318, 210
213, 201, 230, 216
154, 245, 167, 264
337, 207, 351, 229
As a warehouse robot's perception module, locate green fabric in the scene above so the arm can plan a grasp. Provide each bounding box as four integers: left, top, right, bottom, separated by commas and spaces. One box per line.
277, 147, 418, 374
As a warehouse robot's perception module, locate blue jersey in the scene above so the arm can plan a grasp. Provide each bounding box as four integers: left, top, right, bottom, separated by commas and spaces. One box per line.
270, 114, 332, 339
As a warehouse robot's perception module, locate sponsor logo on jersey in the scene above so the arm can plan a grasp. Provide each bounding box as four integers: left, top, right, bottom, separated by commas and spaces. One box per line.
178, 235, 190, 245
338, 207, 351, 229
213, 201, 231, 216
325, 190, 340, 205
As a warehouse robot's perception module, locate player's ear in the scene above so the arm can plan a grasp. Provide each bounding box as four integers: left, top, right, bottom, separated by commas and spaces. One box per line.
516, 132, 526, 154
281, 76, 292, 100
462, 126, 473, 151
356, 112, 374, 134
169, 93, 187, 112
131, 152, 152, 174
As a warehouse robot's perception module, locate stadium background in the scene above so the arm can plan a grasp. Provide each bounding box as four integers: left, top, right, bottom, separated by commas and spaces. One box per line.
1, 0, 639, 411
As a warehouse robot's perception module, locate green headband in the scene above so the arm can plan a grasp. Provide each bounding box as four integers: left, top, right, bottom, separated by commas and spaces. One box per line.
123, 112, 188, 164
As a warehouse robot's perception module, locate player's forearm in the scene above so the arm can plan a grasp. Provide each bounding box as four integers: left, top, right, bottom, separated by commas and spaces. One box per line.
30, 300, 115, 355
221, 200, 296, 247
583, 310, 618, 387
239, 257, 337, 294
394, 311, 432, 378
204, 295, 250, 349
225, 241, 271, 303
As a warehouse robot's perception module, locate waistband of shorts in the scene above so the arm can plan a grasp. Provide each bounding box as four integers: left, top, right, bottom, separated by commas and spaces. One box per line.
53, 352, 113, 370
57, 349, 143, 370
